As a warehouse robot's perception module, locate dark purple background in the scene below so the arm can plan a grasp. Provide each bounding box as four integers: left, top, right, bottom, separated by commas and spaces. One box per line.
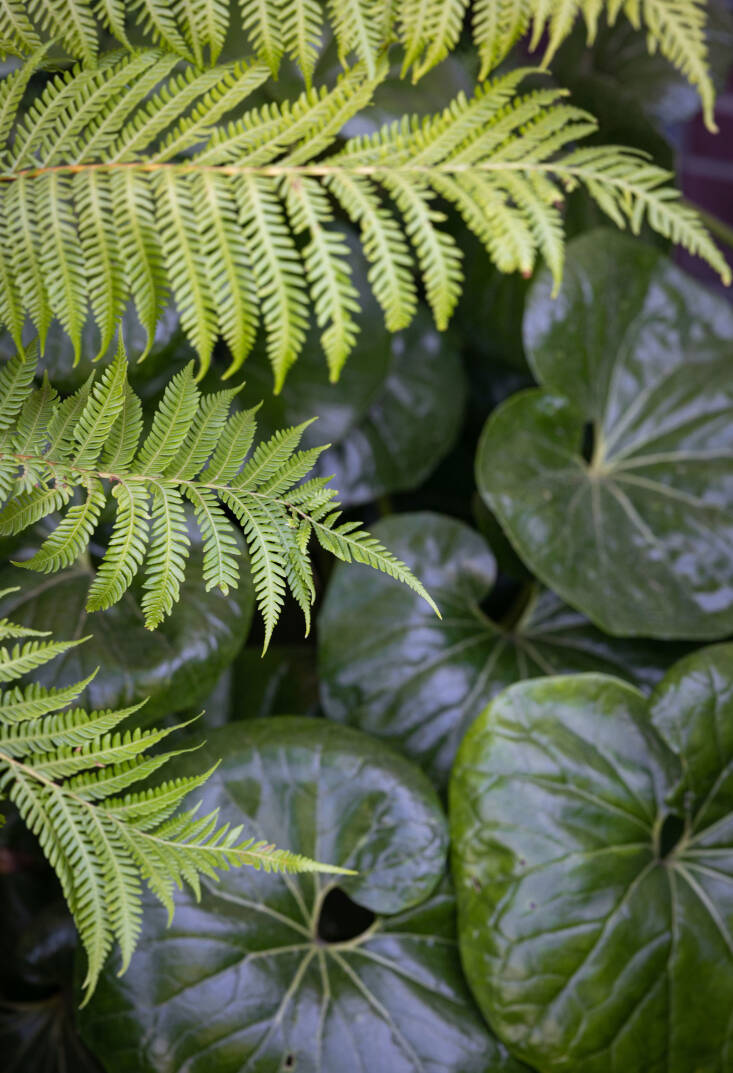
678, 70, 733, 295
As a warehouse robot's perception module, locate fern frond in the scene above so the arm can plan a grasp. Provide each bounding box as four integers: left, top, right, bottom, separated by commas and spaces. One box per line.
0, 347, 437, 639
0, 2, 42, 56
21, 480, 106, 572
127, 0, 195, 61
235, 174, 309, 391
6, 176, 51, 347
0, 54, 725, 384
313, 513, 441, 615
400, 0, 718, 131
240, 0, 285, 74
326, 0, 386, 78
84, 479, 149, 611
0, 636, 85, 682
28, 0, 98, 65
0, 2, 717, 128
192, 171, 259, 376
0, 625, 350, 1000
282, 176, 361, 381
630, 0, 717, 132
0, 349, 39, 432
401, 0, 467, 80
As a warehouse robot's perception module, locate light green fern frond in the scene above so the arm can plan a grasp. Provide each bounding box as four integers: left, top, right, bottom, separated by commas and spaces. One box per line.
0, 53, 726, 386
0, 345, 438, 644
0, 1, 719, 128
462, 0, 718, 130
0, 612, 349, 1000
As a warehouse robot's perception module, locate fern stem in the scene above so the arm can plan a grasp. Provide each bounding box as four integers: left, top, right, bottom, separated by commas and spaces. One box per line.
2, 447, 318, 521
0, 749, 353, 873
0, 160, 697, 181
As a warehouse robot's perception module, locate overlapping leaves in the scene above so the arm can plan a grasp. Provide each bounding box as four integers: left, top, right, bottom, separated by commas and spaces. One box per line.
319, 512, 686, 787
0, 1, 718, 130
0, 51, 727, 387
0, 607, 345, 1002
79, 717, 525, 1073
0, 346, 436, 645
451, 643, 733, 1072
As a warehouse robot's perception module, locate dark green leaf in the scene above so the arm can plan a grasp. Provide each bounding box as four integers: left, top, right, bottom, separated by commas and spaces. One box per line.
0, 530, 253, 720
79, 717, 522, 1073
452, 231, 532, 372
319, 513, 685, 787
476, 230, 733, 639
450, 643, 733, 1073
553, 1, 733, 130
238, 306, 466, 507
194, 644, 321, 728
0, 810, 103, 1073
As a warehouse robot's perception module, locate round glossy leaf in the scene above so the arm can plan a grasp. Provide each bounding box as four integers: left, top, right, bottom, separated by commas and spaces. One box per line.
450, 643, 733, 1073
0, 535, 253, 720
476, 230, 733, 639
238, 308, 466, 506
318, 513, 685, 788
79, 718, 521, 1073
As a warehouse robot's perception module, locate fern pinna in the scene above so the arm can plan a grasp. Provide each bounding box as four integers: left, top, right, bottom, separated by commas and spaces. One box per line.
0, 599, 349, 999
0, 345, 436, 645
0, 1, 717, 130
0, 48, 727, 389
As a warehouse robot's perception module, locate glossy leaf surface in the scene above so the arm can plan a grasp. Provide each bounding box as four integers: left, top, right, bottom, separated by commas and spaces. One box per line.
476, 230, 733, 638
0, 531, 253, 719
319, 513, 685, 787
0, 811, 103, 1073
450, 644, 733, 1072
79, 718, 522, 1073
239, 308, 465, 506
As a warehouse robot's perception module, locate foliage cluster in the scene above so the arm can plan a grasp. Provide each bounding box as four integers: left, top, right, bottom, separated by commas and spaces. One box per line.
0, 2, 732, 1072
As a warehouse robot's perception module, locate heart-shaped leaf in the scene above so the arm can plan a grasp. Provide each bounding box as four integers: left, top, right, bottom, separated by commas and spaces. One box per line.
318, 513, 685, 788
476, 230, 733, 639
79, 718, 523, 1073
237, 307, 465, 507
450, 643, 733, 1073
0, 532, 253, 720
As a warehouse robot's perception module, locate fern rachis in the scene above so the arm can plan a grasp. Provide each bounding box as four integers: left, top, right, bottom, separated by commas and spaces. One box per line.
0, 50, 727, 388
0, 345, 438, 644
0, 603, 351, 1000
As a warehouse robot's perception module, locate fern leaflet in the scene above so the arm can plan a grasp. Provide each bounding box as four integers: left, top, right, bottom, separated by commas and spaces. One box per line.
0, 1, 718, 129
0, 346, 439, 644
0, 598, 351, 1000
0, 52, 726, 386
